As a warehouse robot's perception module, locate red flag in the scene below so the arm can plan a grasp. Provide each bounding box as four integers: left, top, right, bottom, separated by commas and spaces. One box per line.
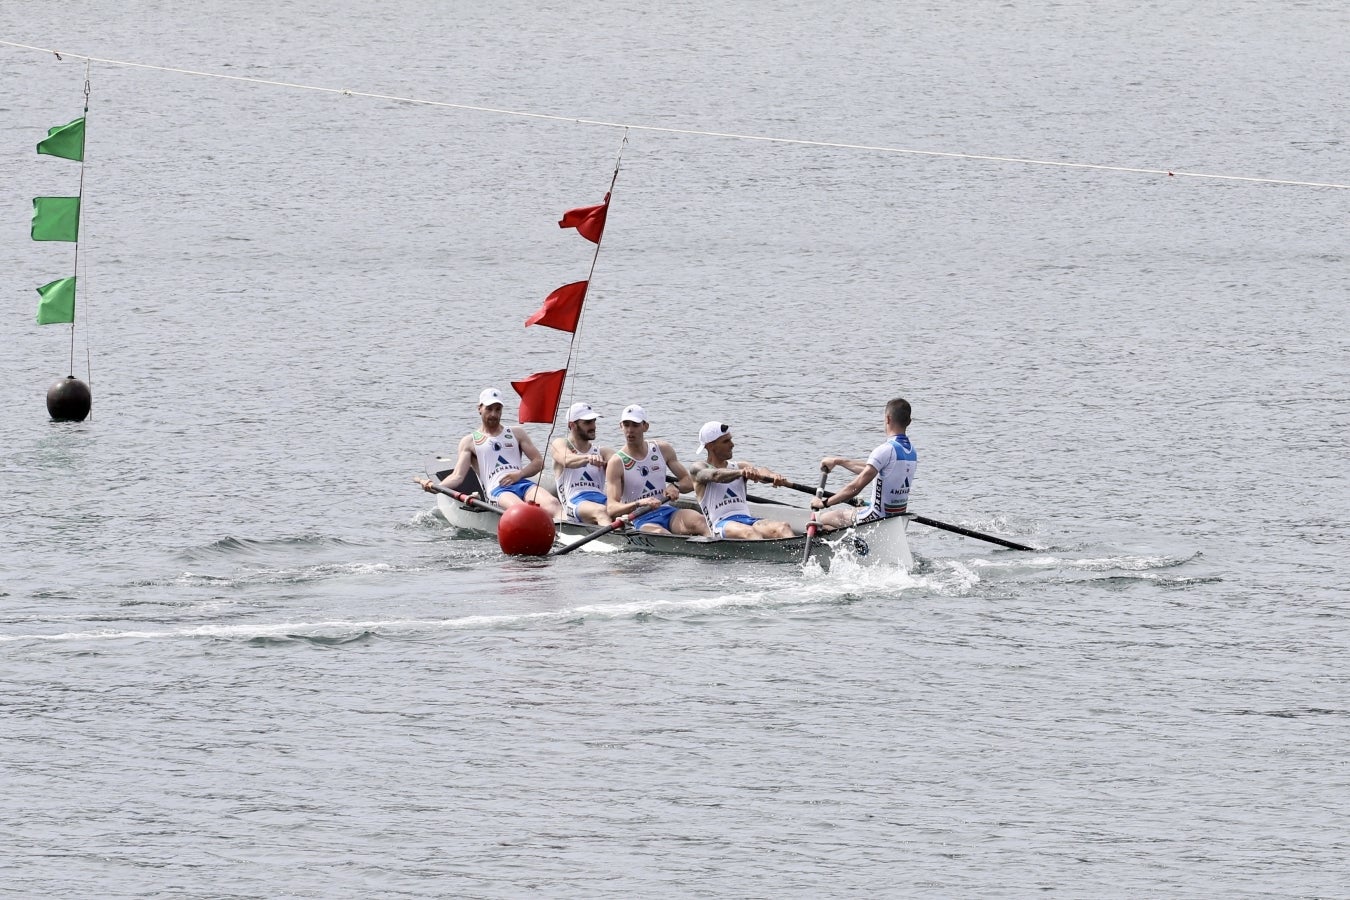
525, 280, 588, 333
512, 369, 566, 424
558, 192, 610, 244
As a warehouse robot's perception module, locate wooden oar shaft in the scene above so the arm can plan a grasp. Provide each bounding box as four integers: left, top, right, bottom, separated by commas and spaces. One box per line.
779, 476, 1034, 551
800, 469, 830, 566
909, 514, 1036, 552
552, 514, 633, 556
427, 482, 500, 514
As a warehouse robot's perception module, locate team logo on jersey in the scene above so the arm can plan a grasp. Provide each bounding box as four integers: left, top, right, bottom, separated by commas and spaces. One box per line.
472, 430, 487, 445
644, 480, 657, 492
726, 488, 740, 500
620, 453, 636, 470
497, 455, 511, 466
639, 465, 650, 476
578, 472, 596, 486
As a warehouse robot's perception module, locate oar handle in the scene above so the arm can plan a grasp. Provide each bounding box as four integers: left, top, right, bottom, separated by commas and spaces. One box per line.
783, 478, 861, 506
420, 479, 500, 514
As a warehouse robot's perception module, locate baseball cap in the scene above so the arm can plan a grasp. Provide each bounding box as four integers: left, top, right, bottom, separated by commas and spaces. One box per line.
567, 402, 601, 423
478, 388, 504, 407
698, 421, 731, 451
619, 404, 648, 424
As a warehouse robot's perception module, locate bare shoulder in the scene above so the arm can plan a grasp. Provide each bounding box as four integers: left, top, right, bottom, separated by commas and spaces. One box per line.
654, 439, 680, 461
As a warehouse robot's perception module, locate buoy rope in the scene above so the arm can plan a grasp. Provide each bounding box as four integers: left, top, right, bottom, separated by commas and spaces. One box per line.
4, 39, 1349, 191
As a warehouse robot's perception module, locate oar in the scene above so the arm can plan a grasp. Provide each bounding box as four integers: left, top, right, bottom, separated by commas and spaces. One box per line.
553, 513, 635, 556
416, 479, 501, 515
800, 468, 830, 566
778, 477, 1036, 552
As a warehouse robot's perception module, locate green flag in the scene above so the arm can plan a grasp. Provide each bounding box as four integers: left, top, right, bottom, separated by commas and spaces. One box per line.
32, 196, 80, 242
36, 277, 77, 325
37, 117, 85, 161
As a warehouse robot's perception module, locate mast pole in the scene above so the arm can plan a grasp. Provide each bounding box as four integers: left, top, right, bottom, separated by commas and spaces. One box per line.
69, 61, 91, 376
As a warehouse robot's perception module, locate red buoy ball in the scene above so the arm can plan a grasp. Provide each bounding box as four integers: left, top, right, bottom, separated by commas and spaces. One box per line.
497, 502, 556, 556
46, 375, 92, 422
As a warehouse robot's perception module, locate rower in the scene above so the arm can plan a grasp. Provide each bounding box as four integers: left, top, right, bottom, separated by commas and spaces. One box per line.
550, 402, 614, 527
416, 388, 563, 519
812, 397, 917, 529
604, 404, 709, 536
689, 421, 794, 540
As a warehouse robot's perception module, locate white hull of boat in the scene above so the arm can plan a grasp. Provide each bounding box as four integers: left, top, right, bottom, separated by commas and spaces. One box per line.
432, 492, 913, 568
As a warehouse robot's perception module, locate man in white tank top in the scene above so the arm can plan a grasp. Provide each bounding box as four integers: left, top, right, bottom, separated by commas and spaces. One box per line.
690, 421, 794, 539
416, 388, 563, 519
813, 397, 918, 529
549, 402, 613, 526
604, 404, 709, 536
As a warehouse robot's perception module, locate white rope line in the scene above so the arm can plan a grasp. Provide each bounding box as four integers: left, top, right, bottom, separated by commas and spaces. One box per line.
6, 38, 1350, 190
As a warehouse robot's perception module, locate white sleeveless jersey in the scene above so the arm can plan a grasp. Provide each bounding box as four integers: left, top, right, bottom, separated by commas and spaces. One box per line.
617, 442, 667, 503
697, 464, 751, 526
555, 442, 606, 504
859, 434, 918, 520
471, 427, 525, 494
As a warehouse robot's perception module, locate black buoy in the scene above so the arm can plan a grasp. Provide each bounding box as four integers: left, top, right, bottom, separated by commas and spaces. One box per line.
46, 375, 92, 422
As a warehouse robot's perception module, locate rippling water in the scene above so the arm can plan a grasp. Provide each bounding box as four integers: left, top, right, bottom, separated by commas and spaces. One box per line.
3, 1, 1349, 896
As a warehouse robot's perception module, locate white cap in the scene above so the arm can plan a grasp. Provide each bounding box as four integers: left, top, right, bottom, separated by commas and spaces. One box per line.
478, 388, 504, 407
567, 402, 600, 423
698, 421, 730, 451
620, 404, 648, 424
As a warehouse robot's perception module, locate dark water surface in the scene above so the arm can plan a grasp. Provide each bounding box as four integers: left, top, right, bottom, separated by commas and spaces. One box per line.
3, 1, 1348, 896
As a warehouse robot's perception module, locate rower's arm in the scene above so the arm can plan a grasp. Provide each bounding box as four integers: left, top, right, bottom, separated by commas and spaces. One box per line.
693, 463, 749, 485
824, 464, 878, 507
515, 428, 544, 479
661, 444, 696, 494
822, 455, 868, 476
551, 438, 584, 468
428, 437, 474, 492
605, 454, 654, 517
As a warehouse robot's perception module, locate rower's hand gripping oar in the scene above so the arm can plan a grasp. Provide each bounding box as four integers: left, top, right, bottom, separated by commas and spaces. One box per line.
779, 477, 1035, 552
414, 477, 501, 514
800, 467, 830, 566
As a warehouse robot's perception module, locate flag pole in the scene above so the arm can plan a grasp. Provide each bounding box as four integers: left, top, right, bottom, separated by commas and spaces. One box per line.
68, 61, 91, 377
562, 128, 627, 414
537, 129, 628, 483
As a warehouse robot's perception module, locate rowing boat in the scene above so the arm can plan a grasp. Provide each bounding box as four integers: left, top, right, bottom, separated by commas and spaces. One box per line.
426, 459, 914, 567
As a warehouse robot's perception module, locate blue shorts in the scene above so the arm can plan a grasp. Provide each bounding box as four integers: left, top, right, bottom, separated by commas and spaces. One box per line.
632, 504, 677, 531
712, 513, 759, 538
490, 479, 538, 501
563, 490, 608, 523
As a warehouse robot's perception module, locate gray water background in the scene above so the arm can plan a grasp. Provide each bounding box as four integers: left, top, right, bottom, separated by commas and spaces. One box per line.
2, 1, 1348, 896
